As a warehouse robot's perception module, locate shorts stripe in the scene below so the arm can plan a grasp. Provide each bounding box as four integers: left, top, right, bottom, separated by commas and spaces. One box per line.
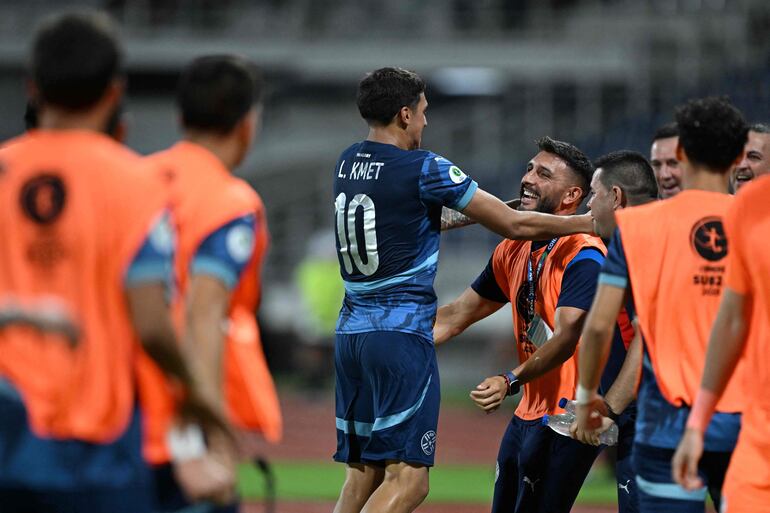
636, 475, 707, 501
336, 375, 432, 437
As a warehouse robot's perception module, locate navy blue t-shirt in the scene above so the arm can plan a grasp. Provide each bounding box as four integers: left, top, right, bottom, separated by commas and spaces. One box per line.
333, 141, 478, 340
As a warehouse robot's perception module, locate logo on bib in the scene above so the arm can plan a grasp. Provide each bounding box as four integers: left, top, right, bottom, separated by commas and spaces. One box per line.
449, 166, 467, 184
420, 430, 436, 456
690, 216, 727, 261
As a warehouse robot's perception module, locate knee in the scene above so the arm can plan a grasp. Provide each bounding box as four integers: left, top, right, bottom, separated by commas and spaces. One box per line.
389, 466, 429, 504
341, 470, 381, 503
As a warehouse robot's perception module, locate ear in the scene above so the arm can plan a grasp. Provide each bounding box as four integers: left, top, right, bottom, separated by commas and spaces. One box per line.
675, 140, 687, 163
396, 105, 411, 129
562, 185, 584, 208
611, 185, 626, 209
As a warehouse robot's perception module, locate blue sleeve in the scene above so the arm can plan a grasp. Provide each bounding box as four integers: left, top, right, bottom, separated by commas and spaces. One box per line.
556, 247, 604, 311
125, 211, 175, 289
190, 214, 257, 290
599, 228, 630, 289
470, 257, 509, 304
418, 154, 478, 210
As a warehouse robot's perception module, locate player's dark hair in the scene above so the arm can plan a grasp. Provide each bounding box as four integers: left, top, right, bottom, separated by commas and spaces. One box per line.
750, 123, 770, 134
675, 96, 748, 173
357, 67, 425, 126
24, 101, 38, 130
536, 136, 594, 200
652, 122, 679, 142
31, 10, 122, 110
178, 55, 262, 134
594, 150, 658, 206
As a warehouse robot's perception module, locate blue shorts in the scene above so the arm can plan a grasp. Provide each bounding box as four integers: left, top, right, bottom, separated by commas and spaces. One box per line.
492, 415, 601, 513
633, 443, 732, 513
616, 413, 639, 513
0, 379, 153, 513
334, 331, 440, 467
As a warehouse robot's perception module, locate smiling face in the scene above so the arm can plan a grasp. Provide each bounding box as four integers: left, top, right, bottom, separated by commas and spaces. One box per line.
731, 130, 770, 192
518, 151, 576, 214
650, 136, 682, 199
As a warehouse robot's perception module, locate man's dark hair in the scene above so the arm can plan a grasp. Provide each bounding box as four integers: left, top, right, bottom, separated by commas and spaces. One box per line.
32, 11, 122, 110
652, 122, 679, 142
594, 150, 658, 206
178, 55, 262, 134
536, 136, 594, 199
357, 67, 425, 126
750, 122, 770, 134
675, 96, 748, 172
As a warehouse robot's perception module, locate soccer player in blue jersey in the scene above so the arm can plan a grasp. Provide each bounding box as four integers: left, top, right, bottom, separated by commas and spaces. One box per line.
332, 67, 595, 513
571, 150, 659, 513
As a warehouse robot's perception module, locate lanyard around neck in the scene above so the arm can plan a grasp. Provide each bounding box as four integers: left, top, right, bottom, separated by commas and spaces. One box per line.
527, 238, 558, 321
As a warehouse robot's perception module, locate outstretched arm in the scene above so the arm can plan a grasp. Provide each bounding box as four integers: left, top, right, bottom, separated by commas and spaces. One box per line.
434, 287, 504, 345
441, 199, 520, 231
461, 188, 593, 240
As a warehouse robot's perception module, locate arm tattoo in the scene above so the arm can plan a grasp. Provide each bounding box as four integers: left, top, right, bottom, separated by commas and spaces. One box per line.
440, 199, 520, 231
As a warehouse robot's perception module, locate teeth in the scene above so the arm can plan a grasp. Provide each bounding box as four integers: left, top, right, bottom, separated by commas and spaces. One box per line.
522, 190, 538, 199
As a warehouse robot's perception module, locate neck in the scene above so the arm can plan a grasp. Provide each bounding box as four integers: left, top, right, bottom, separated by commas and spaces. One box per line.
681, 166, 729, 194
367, 125, 411, 151
38, 106, 109, 133
183, 131, 239, 171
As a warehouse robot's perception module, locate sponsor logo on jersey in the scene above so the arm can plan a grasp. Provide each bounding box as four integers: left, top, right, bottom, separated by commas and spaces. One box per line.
226, 224, 255, 263
449, 166, 467, 184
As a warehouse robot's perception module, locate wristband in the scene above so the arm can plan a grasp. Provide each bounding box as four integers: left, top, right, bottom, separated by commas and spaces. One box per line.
167, 424, 206, 462
498, 371, 519, 397
575, 384, 596, 405
687, 389, 718, 433
604, 400, 620, 423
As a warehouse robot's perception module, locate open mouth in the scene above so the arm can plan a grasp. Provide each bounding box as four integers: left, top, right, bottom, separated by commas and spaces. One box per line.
520, 186, 539, 204
734, 171, 753, 184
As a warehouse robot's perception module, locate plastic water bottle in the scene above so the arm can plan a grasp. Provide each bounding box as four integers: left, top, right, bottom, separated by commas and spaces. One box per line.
542, 412, 619, 446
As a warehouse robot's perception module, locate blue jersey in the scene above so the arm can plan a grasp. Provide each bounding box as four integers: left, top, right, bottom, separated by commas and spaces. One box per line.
333, 141, 478, 340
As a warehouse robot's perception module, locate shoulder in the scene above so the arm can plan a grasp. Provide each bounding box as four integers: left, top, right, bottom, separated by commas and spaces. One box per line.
557, 234, 606, 258
492, 239, 527, 262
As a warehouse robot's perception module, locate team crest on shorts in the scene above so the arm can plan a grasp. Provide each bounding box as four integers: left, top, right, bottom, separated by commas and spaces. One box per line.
421, 430, 436, 455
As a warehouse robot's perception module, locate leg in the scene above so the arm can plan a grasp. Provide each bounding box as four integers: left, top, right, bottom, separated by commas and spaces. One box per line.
540, 428, 602, 513
360, 462, 428, 513
490, 418, 523, 513
334, 463, 385, 513
700, 450, 733, 513
633, 444, 706, 513
512, 419, 552, 513
615, 422, 639, 513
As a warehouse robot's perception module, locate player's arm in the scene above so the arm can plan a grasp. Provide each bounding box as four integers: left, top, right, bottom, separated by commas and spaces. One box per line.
441, 199, 519, 231
434, 287, 504, 345
185, 214, 257, 411
461, 188, 594, 240
672, 288, 750, 490
604, 325, 642, 416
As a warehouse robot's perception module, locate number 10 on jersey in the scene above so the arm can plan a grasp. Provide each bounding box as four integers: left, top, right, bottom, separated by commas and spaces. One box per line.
335, 192, 379, 276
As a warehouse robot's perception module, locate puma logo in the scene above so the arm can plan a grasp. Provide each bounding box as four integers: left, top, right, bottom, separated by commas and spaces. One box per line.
618, 479, 631, 494
523, 476, 540, 493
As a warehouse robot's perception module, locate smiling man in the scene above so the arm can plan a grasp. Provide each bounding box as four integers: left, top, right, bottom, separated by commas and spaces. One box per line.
650, 123, 682, 199
434, 137, 613, 513
730, 123, 770, 192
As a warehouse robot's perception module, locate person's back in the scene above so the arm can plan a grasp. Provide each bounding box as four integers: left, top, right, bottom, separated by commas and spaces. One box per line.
334, 141, 476, 338
587, 96, 748, 513
0, 12, 226, 513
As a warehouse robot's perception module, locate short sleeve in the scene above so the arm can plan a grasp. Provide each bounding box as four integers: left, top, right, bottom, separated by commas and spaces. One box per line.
724, 199, 750, 295
598, 228, 630, 290
190, 214, 257, 290
125, 211, 175, 289
419, 154, 478, 210
471, 256, 509, 304
557, 247, 604, 311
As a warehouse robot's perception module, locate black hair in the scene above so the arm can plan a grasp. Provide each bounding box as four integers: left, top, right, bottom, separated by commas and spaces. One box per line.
178, 55, 262, 134
32, 11, 122, 110
750, 123, 770, 134
594, 150, 658, 206
356, 67, 425, 126
675, 96, 748, 172
536, 136, 594, 199
652, 122, 679, 142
